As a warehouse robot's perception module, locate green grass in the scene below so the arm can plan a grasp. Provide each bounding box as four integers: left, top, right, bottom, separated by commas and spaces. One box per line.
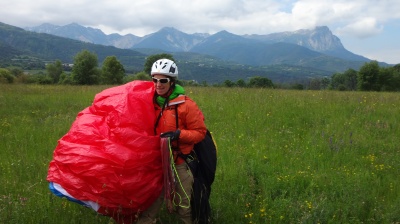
1, 84, 399, 223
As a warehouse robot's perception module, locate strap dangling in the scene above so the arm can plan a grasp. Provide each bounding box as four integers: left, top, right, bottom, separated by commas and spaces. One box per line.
154, 97, 169, 135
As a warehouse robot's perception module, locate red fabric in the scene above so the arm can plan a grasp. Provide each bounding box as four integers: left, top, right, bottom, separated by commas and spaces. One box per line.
160, 138, 175, 213
47, 81, 163, 215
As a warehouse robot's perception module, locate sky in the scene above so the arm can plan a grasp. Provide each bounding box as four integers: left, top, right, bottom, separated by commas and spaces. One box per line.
1, 0, 400, 64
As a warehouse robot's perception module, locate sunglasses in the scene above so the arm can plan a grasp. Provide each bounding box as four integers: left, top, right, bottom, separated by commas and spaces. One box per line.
152, 77, 170, 84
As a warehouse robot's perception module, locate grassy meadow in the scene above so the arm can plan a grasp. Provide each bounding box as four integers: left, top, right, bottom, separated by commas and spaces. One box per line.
0, 83, 399, 223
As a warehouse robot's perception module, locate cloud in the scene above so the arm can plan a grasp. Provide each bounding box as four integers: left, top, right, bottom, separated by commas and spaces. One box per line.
0, 0, 399, 38
1, 0, 400, 63
336, 17, 383, 38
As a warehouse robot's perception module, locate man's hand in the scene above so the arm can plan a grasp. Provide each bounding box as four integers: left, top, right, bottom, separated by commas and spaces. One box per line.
160, 130, 181, 141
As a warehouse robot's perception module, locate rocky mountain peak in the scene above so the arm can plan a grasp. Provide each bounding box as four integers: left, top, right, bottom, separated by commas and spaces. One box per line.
306, 26, 344, 51
264, 26, 344, 52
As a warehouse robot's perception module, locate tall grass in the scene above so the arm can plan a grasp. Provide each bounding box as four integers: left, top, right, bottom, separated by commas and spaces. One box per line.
0, 84, 399, 223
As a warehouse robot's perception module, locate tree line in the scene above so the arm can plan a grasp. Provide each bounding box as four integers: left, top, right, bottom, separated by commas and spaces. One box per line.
1, 50, 399, 91
218, 60, 400, 91
302, 61, 400, 91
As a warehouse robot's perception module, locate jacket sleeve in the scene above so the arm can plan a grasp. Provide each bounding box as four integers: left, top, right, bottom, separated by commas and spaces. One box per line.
179, 97, 207, 144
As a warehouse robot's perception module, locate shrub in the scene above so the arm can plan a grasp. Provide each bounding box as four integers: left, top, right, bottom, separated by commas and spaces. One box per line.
0, 68, 15, 83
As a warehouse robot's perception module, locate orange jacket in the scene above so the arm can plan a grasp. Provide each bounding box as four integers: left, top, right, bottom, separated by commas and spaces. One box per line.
154, 95, 207, 164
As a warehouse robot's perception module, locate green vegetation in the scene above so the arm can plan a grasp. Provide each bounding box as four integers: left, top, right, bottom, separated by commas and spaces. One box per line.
0, 68, 14, 83
3, 22, 399, 85
2, 50, 400, 91
1, 84, 399, 223
101, 56, 125, 85
0, 22, 145, 72
303, 62, 400, 91
0, 22, 341, 84
70, 50, 100, 85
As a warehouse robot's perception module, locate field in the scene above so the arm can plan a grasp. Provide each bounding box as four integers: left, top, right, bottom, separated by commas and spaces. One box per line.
0, 84, 399, 223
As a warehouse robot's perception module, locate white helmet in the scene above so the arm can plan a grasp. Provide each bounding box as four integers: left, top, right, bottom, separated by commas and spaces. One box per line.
151, 59, 178, 78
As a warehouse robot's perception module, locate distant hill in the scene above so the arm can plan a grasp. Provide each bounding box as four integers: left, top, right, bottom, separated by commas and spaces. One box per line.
190, 31, 325, 65
0, 21, 379, 84
132, 27, 208, 52
25, 22, 143, 49
0, 22, 146, 72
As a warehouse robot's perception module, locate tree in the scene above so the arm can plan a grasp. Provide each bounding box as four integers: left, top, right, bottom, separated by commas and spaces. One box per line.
357, 61, 380, 91
46, 60, 63, 83
236, 79, 246, 87
378, 66, 393, 91
390, 65, 400, 91
290, 83, 304, 90
8, 67, 24, 77
134, 71, 152, 81
393, 64, 400, 73
101, 56, 125, 84
248, 76, 274, 88
343, 68, 358, 91
58, 73, 74, 85
71, 50, 100, 85
309, 78, 322, 90
223, 80, 235, 87
0, 68, 15, 83
330, 72, 346, 90
330, 69, 358, 91
123, 71, 152, 84
143, 54, 174, 75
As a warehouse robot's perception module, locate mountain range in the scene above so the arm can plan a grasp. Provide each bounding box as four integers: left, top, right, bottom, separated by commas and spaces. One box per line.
0, 21, 377, 84
26, 23, 368, 62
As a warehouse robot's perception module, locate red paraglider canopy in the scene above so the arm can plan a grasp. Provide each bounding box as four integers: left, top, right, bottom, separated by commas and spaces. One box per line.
47, 81, 163, 216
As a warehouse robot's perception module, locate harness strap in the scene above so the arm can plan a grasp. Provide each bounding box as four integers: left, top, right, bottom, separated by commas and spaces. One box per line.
174, 104, 180, 151
154, 97, 169, 135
